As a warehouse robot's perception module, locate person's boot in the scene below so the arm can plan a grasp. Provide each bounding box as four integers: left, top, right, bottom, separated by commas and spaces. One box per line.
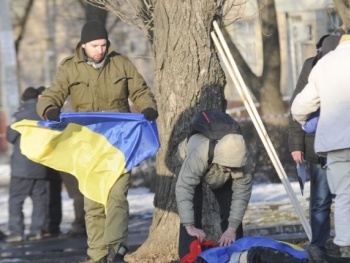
306, 244, 329, 263
96, 256, 108, 263
107, 245, 127, 263
339, 246, 350, 258
0, 230, 6, 241
306, 245, 350, 263
325, 254, 350, 263
5, 233, 24, 243
86, 255, 107, 263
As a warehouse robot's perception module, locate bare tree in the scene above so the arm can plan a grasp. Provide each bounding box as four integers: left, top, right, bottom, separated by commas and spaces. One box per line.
85, 1, 229, 262
83, 0, 292, 261
86, 0, 154, 41
223, 0, 286, 126
11, 0, 35, 52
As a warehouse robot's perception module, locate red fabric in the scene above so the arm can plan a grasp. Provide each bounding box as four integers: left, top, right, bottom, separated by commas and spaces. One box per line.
180, 239, 219, 263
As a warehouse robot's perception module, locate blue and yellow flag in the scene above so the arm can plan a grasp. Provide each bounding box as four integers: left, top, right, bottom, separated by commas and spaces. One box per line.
198, 236, 307, 262
11, 112, 160, 207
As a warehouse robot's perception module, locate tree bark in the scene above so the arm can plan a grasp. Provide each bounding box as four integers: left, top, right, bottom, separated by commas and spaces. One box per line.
258, 0, 286, 126
127, 1, 226, 262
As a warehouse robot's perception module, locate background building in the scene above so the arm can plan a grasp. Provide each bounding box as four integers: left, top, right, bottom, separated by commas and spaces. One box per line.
225, 0, 339, 102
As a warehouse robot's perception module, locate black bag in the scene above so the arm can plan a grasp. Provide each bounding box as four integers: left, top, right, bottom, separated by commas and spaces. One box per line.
187, 110, 242, 165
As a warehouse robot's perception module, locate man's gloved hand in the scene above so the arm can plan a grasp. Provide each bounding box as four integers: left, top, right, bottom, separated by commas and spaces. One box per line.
141, 108, 158, 121
45, 107, 61, 121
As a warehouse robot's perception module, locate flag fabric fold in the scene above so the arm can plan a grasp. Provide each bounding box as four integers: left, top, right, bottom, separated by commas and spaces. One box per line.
11, 112, 160, 207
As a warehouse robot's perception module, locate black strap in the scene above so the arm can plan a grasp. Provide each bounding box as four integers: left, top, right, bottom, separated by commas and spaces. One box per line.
208, 139, 218, 166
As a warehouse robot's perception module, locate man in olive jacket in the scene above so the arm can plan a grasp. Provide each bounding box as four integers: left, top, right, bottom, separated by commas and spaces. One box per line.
176, 133, 253, 260
37, 20, 158, 263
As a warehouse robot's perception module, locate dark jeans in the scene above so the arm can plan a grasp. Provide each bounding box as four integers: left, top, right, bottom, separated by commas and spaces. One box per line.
9, 177, 47, 235
308, 162, 332, 253
178, 179, 243, 259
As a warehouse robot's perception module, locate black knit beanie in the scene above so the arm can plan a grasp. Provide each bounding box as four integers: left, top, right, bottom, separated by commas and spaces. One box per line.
21, 87, 39, 101
80, 20, 108, 44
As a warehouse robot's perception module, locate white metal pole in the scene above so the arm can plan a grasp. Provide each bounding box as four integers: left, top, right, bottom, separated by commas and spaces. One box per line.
211, 21, 311, 240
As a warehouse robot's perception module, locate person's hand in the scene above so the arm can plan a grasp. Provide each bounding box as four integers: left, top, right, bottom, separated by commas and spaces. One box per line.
141, 108, 159, 121
185, 225, 206, 242
44, 107, 60, 121
219, 227, 236, 246
291, 151, 303, 164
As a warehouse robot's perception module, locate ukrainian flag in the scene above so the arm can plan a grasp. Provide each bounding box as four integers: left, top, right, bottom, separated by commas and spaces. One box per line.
198, 236, 307, 262
11, 112, 160, 207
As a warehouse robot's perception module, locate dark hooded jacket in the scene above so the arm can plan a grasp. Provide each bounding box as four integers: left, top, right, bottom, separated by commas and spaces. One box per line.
288, 35, 340, 164
288, 57, 319, 163
6, 99, 47, 179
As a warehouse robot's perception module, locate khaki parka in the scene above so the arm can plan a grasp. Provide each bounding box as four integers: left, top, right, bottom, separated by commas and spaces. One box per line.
37, 42, 157, 117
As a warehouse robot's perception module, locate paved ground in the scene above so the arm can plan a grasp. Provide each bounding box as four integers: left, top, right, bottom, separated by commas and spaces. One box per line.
0, 210, 313, 263
0, 213, 152, 263
0, 154, 332, 262
0, 154, 153, 263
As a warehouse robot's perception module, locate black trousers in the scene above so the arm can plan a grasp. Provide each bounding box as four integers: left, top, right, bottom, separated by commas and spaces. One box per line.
9, 177, 47, 235
45, 170, 85, 233
247, 247, 308, 263
45, 168, 62, 233
60, 172, 86, 232
178, 179, 243, 259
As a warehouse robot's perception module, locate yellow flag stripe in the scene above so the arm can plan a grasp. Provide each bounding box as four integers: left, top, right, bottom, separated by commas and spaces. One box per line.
12, 120, 127, 207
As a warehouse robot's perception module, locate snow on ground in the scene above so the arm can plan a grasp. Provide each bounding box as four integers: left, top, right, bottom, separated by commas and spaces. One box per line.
0, 163, 311, 235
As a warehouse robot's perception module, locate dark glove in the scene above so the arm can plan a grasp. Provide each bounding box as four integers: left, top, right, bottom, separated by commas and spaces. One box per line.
45, 107, 61, 121
142, 108, 159, 121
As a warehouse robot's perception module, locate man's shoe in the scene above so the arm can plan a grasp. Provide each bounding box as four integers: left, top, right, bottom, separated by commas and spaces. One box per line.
27, 232, 43, 241
96, 256, 108, 263
65, 229, 87, 237
0, 230, 6, 241
107, 245, 127, 263
306, 244, 329, 263
5, 234, 23, 243
86, 256, 107, 263
42, 230, 62, 238
339, 246, 350, 258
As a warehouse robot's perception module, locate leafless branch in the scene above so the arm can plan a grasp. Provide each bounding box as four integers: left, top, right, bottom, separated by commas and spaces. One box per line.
220, 0, 254, 26
11, 0, 35, 52
84, 0, 154, 37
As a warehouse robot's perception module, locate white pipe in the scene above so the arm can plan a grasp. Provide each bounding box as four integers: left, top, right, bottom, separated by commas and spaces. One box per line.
211, 21, 311, 241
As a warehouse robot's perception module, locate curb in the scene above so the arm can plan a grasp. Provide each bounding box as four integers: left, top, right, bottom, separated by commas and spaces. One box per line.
244, 224, 307, 239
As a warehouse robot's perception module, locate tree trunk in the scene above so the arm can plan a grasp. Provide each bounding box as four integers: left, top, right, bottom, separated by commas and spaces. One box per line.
222, 0, 287, 126
258, 0, 286, 126
127, 1, 226, 262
